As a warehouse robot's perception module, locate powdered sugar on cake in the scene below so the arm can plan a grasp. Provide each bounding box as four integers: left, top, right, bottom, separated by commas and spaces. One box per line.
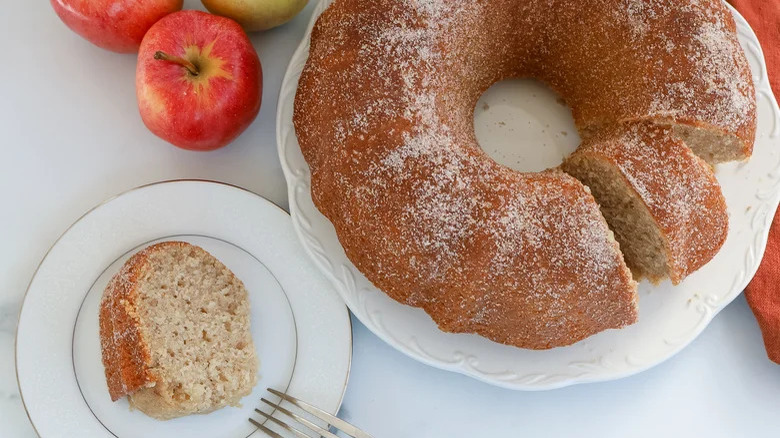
638, 0, 754, 134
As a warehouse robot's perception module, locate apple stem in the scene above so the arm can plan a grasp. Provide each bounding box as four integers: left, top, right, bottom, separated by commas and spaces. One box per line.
154, 51, 199, 76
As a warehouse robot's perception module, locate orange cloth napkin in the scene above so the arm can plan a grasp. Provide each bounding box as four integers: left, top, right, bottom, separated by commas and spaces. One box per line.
729, 0, 780, 363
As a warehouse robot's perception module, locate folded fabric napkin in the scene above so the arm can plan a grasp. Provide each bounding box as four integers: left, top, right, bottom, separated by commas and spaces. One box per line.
728, 0, 780, 363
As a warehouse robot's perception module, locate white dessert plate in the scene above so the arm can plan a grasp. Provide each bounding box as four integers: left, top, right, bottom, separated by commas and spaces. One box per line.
277, 1, 780, 390
15, 180, 352, 437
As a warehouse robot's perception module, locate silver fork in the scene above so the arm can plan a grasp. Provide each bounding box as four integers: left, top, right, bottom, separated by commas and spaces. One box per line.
249, 388, 373, 438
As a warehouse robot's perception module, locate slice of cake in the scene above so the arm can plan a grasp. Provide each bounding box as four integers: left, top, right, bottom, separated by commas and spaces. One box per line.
99, 241, 258, 420
563, 122, 728, 284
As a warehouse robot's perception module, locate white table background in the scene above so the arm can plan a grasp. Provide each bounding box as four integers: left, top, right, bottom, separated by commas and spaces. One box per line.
2, 1, 780, 437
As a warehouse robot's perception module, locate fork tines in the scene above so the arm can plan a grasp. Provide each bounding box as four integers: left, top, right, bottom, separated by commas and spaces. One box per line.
249, 388, 373, 438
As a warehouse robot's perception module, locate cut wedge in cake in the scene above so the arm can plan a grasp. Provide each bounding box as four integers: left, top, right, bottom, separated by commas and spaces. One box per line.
563, 122, 728, 284
99, 241, 258, 420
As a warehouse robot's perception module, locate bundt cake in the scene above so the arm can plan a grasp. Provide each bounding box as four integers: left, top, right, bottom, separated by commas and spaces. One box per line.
293, 0, 756, 349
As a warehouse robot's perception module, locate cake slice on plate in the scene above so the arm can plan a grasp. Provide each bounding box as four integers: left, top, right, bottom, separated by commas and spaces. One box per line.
99, 241, 258, 420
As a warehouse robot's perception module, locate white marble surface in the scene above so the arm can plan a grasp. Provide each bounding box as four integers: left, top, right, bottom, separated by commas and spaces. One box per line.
2, 1, 780, 437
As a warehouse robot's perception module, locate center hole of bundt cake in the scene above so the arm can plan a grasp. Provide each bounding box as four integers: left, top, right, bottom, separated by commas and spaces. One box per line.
474, 79, 579, 172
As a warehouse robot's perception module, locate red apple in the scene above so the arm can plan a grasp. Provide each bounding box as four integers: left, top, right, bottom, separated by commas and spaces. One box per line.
136, 10, 262, 151
50, 0, 183, 53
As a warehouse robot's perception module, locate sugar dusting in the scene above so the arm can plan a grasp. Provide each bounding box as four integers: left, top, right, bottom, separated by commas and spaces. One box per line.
637, 0, 754, 133
293, 0, 752, 348
100, 249, 155, 401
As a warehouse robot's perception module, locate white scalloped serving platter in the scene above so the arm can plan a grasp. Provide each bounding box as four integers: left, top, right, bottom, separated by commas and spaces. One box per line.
277, 1, 780, 390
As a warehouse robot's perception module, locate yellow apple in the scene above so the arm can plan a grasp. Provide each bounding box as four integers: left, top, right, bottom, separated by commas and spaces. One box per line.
201, 0, 308, 32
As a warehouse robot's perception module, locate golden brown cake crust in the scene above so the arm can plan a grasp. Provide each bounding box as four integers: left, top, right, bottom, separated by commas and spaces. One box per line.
100, 243, 168, 401
293, 0, 754, 349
